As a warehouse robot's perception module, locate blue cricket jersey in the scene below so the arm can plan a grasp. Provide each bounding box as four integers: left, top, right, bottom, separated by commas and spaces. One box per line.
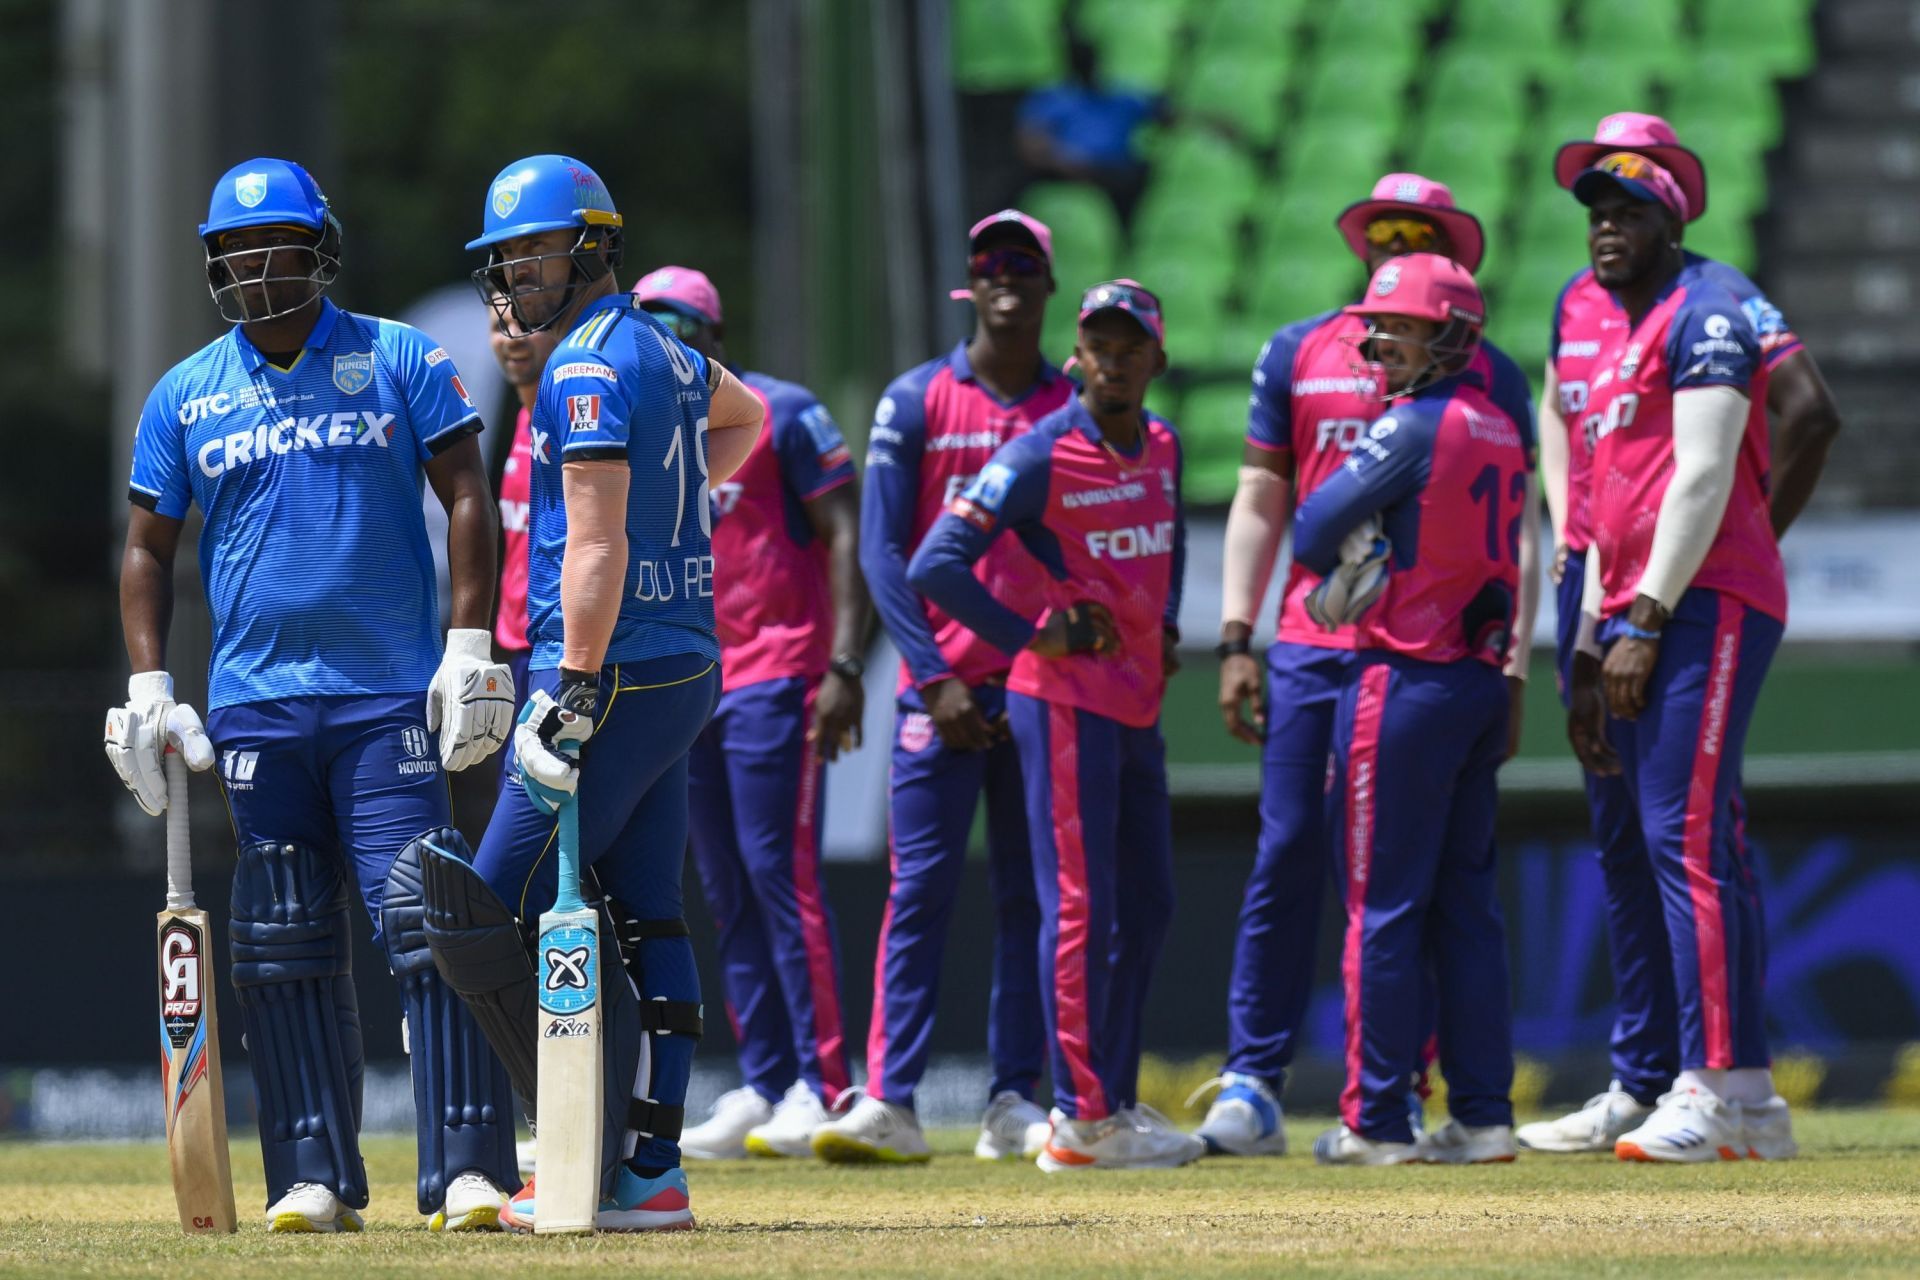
127, 299, 481, 710
525, 293, 719, 672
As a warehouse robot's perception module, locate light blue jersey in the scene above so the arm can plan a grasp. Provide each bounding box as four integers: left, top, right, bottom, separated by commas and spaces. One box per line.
525, 293, 718, 671
128, 299, 480, 709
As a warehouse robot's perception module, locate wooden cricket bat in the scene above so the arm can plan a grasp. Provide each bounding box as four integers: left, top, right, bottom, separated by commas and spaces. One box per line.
157, 750, 237, 1234
534, 794, 600, 1234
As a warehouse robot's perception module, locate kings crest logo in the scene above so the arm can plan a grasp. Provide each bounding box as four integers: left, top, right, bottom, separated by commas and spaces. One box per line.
333, 352, 374, 396
235, 172, 268, 208
491, 175, 523, 219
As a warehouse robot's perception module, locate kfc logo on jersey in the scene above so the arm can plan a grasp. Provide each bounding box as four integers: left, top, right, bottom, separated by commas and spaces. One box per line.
568, 395, 602, 432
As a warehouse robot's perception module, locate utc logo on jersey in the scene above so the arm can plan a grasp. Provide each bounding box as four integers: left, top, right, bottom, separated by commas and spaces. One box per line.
333, 352, 374, 396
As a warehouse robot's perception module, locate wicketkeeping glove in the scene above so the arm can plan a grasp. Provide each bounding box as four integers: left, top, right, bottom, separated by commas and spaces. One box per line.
103, 671, 215, 815
514, 673, 598, 815
1305, 516, 1392, 631
426, 628, 516, 771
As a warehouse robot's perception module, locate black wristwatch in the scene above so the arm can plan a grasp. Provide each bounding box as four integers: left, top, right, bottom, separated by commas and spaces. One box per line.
1214, 636, 1253, 659
829, 653, 866, 681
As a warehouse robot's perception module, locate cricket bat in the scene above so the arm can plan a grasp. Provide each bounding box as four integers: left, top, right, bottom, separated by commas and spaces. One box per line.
157, 749, 237, 1234
534, 793, 600, 1234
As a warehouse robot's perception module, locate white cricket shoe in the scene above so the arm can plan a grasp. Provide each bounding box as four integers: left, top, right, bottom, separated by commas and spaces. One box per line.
1516, 1083, 1655, 1153
1120, 1104, 1208, 1168
1311, 1124, 1423, 1166
1741, 1095, 1798, 1161
429, 1170, 508, 1231
1189, 1072, 1287, 1156
266, 1181, 365, 1233
1615, 1087, 1744, 1163
975, 1090, 1051, 1160
1037, 1110, 1132, 1172
810, 1093, 931, 1163
516, 1134, 536, 1178
682, 1086, 776, 1161
745, 1081, 830, 1158
1421, 1120, 1518, 1164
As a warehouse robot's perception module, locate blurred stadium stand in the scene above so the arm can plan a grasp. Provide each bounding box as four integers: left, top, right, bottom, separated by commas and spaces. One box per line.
955, 0, 1823, 504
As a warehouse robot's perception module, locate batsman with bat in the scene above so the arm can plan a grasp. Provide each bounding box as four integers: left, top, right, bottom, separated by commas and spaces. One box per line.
420, 155, 763, 1233
108, 157, 521, 1232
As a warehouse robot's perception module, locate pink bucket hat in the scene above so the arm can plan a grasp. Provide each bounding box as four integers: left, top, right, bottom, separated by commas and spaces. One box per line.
1335, 173, 1487, 273
632, 265, 723, 326
1570, 152, 1691, 224
1555, 112, 1707, 222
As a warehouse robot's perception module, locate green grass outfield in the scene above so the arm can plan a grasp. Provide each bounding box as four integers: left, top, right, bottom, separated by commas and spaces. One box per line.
4, 1111, 1919, 1278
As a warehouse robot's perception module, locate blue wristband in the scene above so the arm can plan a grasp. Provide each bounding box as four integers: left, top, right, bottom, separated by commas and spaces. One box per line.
1619, 621, 1663, 642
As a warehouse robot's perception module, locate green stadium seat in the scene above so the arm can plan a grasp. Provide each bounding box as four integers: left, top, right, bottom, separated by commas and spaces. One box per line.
1698, 0, 1817, 77
1017, 182, 1124, 274
1176, 51, 1290, 146
1191, 0, 1303, 76
1575, 0, 1686, 74
1300, 51, 1414, 129
1314, 0, 1423, 63
1542, 53, 1659, 131
1245, 250, 1357, 327
1281, 123, 1393, 198
951, 0, 1065, 92
1079, 0, 1189, 92
1684, 212, 1756, 272
1423, 47, 1531, 125
1669, 55, 1784, 149
1453, 0, 1568, 72
1407, 118, 1527, 207
1178, 382, 1259, 504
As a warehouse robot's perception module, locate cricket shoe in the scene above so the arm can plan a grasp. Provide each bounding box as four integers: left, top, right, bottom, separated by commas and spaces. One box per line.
266, 1181, 365, 1233
500, 1168, 697, 1233
1420, 1120, 1517, 1164
1516, 1082, 1655, 1153
1741, 1095, 1799, 1161
1188, 1072, 1287, 1156
974, 1090, 1051, 1160
1615, 1088, 1744, 1163
1311, 1124, 1423, 1166
1119, 1104, 1208, 1167
1037, 1106, 1204, 1172
682, 1086, 775, 1160
429, 1171, 509, 1231
810, 1093, 931, 1163
746, 1081, 831, 1158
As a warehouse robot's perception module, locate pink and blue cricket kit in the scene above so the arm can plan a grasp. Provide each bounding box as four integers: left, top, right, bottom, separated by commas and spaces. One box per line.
1221, 303, 1534, 1094
1550, 232, 1800, 1102
909, 397, 1187, 1120
1579, 252, 1787, 1075
857, 338, 1074, 1108
687, 371, 856, 1104
1293, 353, 1529, 1142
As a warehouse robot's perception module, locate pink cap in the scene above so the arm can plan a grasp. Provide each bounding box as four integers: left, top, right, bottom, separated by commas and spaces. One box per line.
1344, 253, 1485, 327
632, 265, 723, 326
1554, 112, 1706, 221
1078, 278, 1165, 344
948, 208, 1055, 299
1335, 173, 1487, 273
1570, 152, 1691, 223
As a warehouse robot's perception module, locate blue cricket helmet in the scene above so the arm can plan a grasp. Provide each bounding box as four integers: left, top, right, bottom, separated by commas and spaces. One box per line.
199, 157, 343, 323
466, 154, 622, 251
201, 157, 340, 243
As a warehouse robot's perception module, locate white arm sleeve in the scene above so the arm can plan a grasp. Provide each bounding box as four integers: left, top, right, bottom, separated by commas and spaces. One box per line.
1635, 384, 1748, 611
1577, 537, 1604, 659
1506, 487, 1542, 679
1221, 464, 1292, 630
1537, 361, 1570, 545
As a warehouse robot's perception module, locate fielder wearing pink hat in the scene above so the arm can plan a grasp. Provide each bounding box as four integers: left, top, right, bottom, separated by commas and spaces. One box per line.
1343, 253, 1486, 400
1335, 173, 1487, 274
1554, 112, 1707, 221
633, 264, 723, 326
948, 208, 1055, 300
1570, 151, 1691, 224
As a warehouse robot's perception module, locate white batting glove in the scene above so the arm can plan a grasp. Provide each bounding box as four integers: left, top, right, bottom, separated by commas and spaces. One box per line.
104, 671, 215, 815
426, 628, 516, 771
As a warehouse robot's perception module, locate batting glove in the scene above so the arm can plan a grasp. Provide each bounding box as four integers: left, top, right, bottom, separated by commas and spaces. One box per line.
514, 673, 597, 815
427, 628, 516, 771
104, 671, 215, 815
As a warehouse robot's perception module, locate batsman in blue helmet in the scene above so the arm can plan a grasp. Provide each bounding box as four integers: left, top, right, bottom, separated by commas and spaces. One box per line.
419, 154, 765, 1232
107, 157, 523, 1232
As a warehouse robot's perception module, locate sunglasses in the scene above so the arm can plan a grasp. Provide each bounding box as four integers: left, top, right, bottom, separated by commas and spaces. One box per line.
968, 247, 1048, 279
644, 307, 709, 340
1080, 281, 1162, 316
1594, 151, 1659, 180
1364, 217, 1440, 250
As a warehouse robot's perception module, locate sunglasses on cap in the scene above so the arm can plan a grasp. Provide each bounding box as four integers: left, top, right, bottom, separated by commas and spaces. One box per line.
1363, 217, 1440, 251
968, 247, 1048, 279
1593, 151, 1660, 180
643, 306, 709, 340
1081, 280, 1162, 314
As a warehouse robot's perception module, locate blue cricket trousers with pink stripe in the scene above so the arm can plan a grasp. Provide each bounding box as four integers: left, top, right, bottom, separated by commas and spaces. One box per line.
1329, 655, 1512, 1142
688, 676, 850, 1103
867, 683, 1047, 1110
1599, 588, 1779, 1073
1008, 692, 1174, 1122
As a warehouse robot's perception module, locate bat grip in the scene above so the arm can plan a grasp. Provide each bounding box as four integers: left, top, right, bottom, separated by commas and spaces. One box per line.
553, 793, 584, 914
165, 750, 194, 912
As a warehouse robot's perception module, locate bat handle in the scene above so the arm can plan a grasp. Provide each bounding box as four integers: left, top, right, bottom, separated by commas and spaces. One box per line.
165, 749, 194, 912
553, 793, 583, 914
